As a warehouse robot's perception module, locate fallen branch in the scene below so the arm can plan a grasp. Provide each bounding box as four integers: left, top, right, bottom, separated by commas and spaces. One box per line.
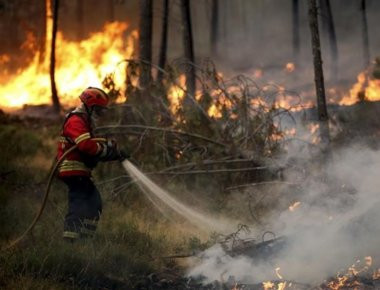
96, 125, 226, 147
159, 158, 262, 172
153, 166, 269, 175
157, 253, 197, 259
226, 181, 301, 191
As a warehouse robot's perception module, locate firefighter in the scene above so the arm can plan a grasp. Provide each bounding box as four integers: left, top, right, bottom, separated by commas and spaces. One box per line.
57, 87, 122, 241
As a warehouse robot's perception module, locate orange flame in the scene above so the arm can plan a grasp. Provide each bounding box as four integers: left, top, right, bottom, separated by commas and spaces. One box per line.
326, 256, 379, 289
285, 62, 295, 73
263, 281, 275, 290
167, 74, 186, 114
339, 72, 380, 106
0, 21, 137, 109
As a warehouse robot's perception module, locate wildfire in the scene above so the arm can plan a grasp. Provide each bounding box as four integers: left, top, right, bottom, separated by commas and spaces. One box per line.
339, 72, 380, 106
262, 267, 288, 290
263, 281, 275, 290
167, 74, 186, 114
262, 281, 287, 290
326, 256, 380, 289
0, 21, 137, 109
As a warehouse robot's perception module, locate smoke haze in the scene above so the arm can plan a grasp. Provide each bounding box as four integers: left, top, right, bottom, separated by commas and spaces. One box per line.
187, 144, 380, 284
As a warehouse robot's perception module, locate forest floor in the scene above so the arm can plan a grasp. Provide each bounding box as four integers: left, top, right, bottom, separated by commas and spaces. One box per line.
1, 100, 380, 289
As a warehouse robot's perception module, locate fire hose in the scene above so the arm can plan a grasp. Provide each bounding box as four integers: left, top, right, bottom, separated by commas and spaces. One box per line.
2, 137, 108, 251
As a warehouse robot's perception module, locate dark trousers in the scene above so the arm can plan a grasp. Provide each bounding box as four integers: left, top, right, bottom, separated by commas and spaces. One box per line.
62, 176, 102, 239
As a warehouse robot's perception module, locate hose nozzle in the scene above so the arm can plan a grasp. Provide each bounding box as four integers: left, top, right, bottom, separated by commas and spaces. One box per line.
119, 149, 130, 162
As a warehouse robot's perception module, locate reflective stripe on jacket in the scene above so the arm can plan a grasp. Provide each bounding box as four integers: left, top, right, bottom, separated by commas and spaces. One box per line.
56, 112, 103, 177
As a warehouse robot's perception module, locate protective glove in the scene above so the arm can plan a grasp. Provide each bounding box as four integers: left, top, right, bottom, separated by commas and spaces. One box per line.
99, 139, 121, 161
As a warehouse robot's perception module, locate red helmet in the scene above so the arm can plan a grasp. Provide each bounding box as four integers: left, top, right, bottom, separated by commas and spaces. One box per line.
79, 87, 109, 108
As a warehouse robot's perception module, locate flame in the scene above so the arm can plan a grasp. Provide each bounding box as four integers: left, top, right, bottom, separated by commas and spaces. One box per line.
277, 282, 287, 290
326, 256, 380, 289
327, 275, 349, 290
339, 72, 380, 106
285, 62, 295, 73
167, 74, 186, 114
289, 201, 301, 212
0, 21, 137, 109
263, 281, 275, 290
307, 123, 320, 144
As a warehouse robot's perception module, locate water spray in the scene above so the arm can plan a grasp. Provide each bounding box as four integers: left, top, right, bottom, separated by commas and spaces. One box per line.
123, 160, 233, 233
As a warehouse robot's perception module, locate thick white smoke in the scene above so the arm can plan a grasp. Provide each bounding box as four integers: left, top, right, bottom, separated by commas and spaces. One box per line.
187, 144, 380, 285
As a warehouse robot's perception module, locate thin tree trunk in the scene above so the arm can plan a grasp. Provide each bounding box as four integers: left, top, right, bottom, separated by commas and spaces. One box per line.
222, 0, 227, 41
308, 0, 330, 146
50, 0, 60, 112
38, 0, 47, 65
138, 0, 153, 89
319, 0, 338, 79
8, 3, 18, 52
157, 0, 172, 126
361, 0, 370, 69
210, 0, 219, 55
292, 0, 300, 61
76, 0, 84, 40
108, 0, 115, 22
180, 0, 196, 99
157, 0, 169, 83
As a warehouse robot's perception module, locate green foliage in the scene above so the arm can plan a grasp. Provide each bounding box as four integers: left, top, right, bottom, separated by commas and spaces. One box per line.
0, 124, 41, 169
0, 203, 167, 288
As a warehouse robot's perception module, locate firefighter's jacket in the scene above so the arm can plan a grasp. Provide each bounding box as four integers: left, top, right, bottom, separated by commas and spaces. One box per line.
57, 110, 103, 177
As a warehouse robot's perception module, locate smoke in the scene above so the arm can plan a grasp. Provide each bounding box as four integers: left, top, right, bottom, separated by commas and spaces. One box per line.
187, 144, 380, 285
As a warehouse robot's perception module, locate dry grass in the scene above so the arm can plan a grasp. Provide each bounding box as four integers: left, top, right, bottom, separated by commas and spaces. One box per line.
0, 120, 217, 288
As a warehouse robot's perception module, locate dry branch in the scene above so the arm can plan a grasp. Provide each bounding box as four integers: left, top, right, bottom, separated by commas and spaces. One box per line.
96, 125, 226, 147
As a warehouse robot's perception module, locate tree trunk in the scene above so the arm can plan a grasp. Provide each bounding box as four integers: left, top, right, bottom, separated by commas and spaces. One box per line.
8, 3, 18, 52
76, 0, 84, 40
319, 0, 338, 79
292, 0, 300, 61
108, 0, 115, 22
50, 0, 61, 113
308, 0, 330, 146
138, 0, 153, 89
210, 0, 219, 55
38, 0, 47, 66
360, 0, 370, 69
180, 0, 196, 99
157, 0, 169, 83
